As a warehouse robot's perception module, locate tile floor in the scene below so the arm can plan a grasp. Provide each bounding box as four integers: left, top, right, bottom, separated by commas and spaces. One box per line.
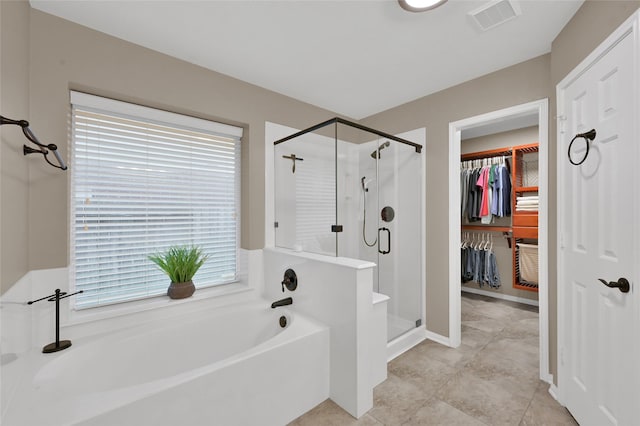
290, 292, 577, 425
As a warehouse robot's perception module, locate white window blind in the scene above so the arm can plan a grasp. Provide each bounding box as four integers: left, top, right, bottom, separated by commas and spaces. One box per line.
70, 92, 242, 309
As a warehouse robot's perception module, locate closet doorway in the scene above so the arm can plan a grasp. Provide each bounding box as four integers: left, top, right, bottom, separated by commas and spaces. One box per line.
447, 99, 551, 384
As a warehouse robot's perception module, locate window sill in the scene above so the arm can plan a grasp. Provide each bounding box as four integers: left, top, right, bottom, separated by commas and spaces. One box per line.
62, 281, 255, 328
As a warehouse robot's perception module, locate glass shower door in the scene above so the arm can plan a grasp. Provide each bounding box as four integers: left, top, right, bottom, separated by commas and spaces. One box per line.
376, 139, 422, 341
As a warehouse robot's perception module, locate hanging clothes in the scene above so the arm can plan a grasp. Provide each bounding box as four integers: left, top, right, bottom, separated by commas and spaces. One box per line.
460, 233, 501, 289
461, 157, 511, 222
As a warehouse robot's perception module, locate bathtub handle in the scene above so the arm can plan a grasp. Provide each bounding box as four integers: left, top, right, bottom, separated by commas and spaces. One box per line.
281, 269, 298, 292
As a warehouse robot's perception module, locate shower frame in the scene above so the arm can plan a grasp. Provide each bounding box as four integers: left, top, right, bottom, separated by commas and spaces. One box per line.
273, 117, 422, 255
273, 117, 422, 153
272, 117, 425, 348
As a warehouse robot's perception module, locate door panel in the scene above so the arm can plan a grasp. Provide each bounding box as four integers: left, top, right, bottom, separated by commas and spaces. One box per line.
560, 30, 638, 426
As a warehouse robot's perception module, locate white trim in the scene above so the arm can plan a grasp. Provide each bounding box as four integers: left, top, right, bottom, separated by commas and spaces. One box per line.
424, 329, 451, 347
448, 98, 550, 381
69, 91, 243, 138
548, 384, 562, 404
555, 9, 640, 409
421, 128, 427, 346
461, 286, 539, 307
387, 327, 427, 361
448, 123, 462, 348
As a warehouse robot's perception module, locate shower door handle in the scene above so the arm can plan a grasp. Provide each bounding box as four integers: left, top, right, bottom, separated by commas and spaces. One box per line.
378, 227, 390, 255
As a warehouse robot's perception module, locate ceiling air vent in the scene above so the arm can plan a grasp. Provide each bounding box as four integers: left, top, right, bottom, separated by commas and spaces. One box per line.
469, 0, 521, 32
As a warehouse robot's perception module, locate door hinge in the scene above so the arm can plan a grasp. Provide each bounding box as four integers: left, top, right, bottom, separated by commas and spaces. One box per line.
331, 225, 343, 233
556, 115, 567, 134
274, 222, 279, 228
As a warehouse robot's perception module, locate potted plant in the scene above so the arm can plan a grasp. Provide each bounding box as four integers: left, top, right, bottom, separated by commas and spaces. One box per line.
148, 245, 209, 299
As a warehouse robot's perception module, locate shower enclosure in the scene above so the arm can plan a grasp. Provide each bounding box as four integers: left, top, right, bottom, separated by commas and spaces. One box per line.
273, 118, 423, 342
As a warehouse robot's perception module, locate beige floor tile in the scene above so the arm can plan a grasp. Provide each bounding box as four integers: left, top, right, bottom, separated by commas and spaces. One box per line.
402, 398, 487, 426
466, 343, 540, 388
464, 360, 540, 401
469, 300, 518, 321
461, 324, 494, 349
436, 369, 531, 425
501, 317, 539, 339
520, 383, 578, 426
510, 305, 539, 320
369, 373, 430, 426
462, 315, 506, 333
388, 348, 456, 396
411, 339, 479, 368
288, 399, 382, 426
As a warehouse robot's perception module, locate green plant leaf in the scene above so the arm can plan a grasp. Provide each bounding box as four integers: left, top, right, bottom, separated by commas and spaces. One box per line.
148, 245, 210, 283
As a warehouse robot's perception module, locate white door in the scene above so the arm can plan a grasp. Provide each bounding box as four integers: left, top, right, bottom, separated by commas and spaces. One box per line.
558, 16, 639, 426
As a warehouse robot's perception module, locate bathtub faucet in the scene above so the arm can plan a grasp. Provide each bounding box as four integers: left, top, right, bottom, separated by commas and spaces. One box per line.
271, 297, 292, 309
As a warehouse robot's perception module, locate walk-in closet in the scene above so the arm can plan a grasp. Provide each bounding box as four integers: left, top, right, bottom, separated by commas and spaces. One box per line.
460, 125, 540, 306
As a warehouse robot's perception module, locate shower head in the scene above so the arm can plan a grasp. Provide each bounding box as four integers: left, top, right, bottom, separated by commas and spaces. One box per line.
370, 141, 391, 159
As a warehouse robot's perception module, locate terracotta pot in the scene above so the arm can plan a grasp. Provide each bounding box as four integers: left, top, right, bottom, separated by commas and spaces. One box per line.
167, 281, 195, 299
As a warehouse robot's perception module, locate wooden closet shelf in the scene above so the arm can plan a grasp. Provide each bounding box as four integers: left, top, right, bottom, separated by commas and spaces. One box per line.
461, 147, 512, 160
515, 186, 539, 193
513, 226, 538, 239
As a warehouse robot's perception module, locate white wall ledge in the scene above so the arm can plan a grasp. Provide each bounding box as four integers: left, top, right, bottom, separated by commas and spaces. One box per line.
265, 247, 376, 270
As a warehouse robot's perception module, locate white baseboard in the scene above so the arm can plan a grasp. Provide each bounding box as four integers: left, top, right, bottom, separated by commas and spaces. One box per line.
548, 384, 563, 405
540, 372, 553, 384
461, 286, 539, 307
424, 329, 452, 347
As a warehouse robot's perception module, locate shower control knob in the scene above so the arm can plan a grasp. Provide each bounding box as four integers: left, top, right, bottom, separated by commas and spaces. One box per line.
281, 269, 298, 292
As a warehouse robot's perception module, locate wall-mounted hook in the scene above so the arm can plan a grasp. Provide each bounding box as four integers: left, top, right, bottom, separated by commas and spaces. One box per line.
1, 115, 67, 170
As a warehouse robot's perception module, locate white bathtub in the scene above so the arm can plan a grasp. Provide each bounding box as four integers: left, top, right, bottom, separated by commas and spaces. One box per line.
2, 300, 329, 426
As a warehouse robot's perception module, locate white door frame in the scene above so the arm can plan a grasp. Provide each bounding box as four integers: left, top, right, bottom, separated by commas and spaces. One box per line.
555, 10, 640, 406
448, 99, 551, 384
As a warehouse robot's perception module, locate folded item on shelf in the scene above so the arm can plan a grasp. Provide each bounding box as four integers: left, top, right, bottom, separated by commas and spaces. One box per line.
518, 243, 539, 284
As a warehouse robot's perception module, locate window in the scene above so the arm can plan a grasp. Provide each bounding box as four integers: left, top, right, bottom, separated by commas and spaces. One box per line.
70, 92, 242, 309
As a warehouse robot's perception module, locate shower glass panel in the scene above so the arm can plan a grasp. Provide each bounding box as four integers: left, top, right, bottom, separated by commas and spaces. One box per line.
274, 118, 423, 343
274, 127, 336, 256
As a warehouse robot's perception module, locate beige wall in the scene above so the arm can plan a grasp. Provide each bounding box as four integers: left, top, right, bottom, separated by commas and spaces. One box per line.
21, 9, 342, 277
1, 0, 31, 293
547, 0, 640, 384
361, 54, 551, 337
461, 126, 539, 302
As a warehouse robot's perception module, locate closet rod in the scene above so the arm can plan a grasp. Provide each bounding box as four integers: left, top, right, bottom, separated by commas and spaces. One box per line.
461, 225, 511, 232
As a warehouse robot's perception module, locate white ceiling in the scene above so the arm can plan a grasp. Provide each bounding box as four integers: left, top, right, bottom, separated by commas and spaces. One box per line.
30, 0, 583, 119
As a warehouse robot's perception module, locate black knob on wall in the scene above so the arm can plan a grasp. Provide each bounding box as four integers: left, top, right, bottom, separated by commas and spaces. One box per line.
282, 269, 298, 292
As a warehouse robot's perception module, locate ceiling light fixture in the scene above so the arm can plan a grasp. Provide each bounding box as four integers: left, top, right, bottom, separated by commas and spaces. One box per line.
398, 0, 447, 12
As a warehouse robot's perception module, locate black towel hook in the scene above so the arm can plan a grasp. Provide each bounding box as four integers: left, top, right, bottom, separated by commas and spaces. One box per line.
568, 129, 596, 166
0, 115, 68, 170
